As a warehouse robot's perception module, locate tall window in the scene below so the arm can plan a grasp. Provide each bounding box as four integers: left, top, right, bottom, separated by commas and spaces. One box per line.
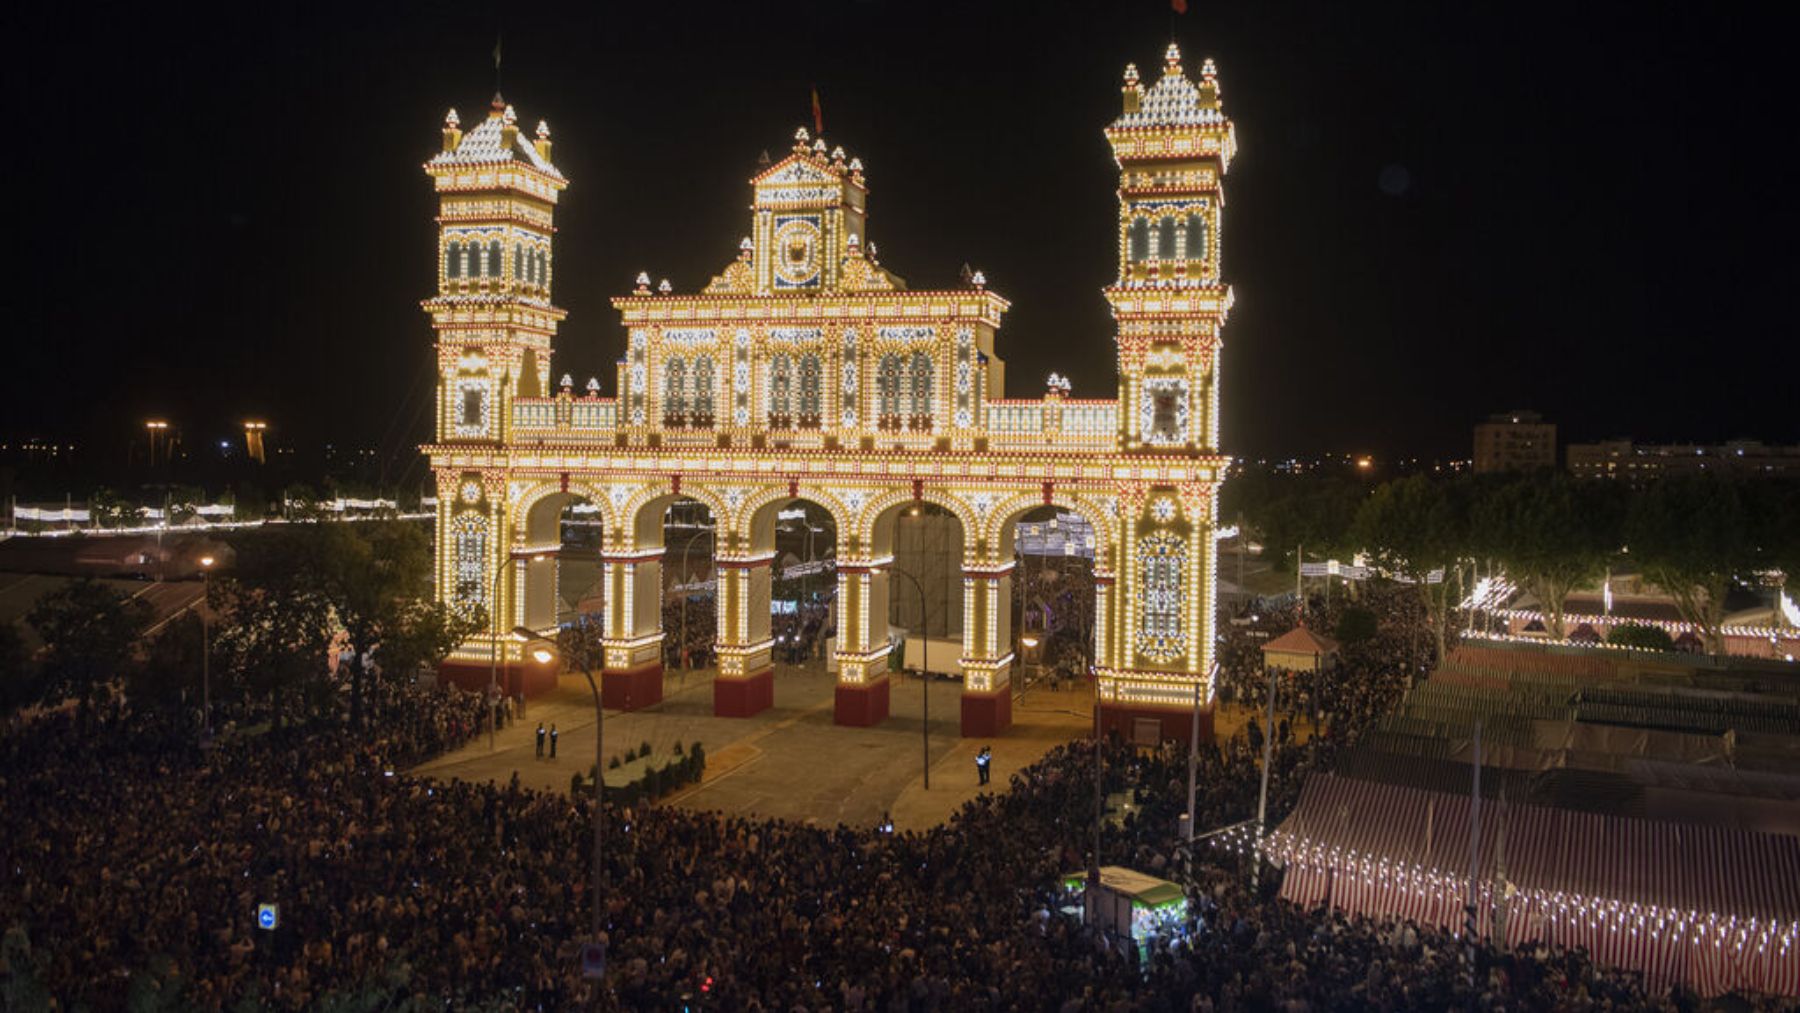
663, 356, 689, 426
797, 353, 822, 427
513, 243, 523, 279
1128, 218, 1149, 263
1184, 213, 1207, 262
452, 513, 488, 606
692, 354, 715, 426
1156, 217, 1177, 259
461, 388, 483, 427
535, 249, 547, 286
487, 240, 503, 278
907, 351, 934, 430
1136, 532, 1186, 661
768, 353, 794, 427
446, 241, 463, 278
877, 353, 904, 430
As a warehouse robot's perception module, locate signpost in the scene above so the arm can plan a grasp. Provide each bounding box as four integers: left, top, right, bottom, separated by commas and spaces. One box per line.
580, 941, 606, 980
256, 903, 279, 931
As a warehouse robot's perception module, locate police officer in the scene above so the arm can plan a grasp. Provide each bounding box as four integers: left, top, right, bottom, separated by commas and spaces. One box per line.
975, 745, 992, 786
549, 723, 559, 759
535, 722, 546, 758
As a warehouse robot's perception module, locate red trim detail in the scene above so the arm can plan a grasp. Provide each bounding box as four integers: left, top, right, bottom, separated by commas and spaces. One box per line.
559, 472, 569, 492
960, 688, 1013, 737
1096, 701, 1214, 746
714, 668, 774, 717
600, 661, 663, 711
912, 479, 923, 502
671, 474, 681, 495
1043, 481, 1054, 505
834, 678, 890, 727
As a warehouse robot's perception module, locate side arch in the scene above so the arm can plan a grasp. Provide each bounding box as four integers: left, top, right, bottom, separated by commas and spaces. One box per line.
986, 491, 1116, 574
861, 487, 979, 560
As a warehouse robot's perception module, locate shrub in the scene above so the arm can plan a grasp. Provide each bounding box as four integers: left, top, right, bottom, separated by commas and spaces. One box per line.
609, 755, 621, 770
1608, 624, 1675, 652
624, 747, 637, 762
639, 739, 652, 757
673, 740, 684, 755
691, 743, 706, 773
644, 765, 663, 800
571, 772, 585, 796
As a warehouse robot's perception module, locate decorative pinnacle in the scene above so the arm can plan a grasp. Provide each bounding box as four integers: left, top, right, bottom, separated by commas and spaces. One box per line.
445, 108, 461, 128
536, 119, 550, 139
502, 104, 518, 125
634, 271, 651, 293
559, 373, 574, 389
1201, 57, 1218, 81
847, 232, 861, 250
830, 145, 846, 164
657, 278, 672, 295
1123, 63, 1139, 86
490, 91, 506, 113
585, 378, 600, 394
793, 126, 810, 152
812, 138, 827, 155
970, 269, 987, 289
848, 157, 863, 173
738, 236, 753, 260
1164, 42, 1183, 75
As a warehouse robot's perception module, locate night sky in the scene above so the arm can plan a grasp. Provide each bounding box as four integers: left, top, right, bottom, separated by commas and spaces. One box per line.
8, 1, 1796, 464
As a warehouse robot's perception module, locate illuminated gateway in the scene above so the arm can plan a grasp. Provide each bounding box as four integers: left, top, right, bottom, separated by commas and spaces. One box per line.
424, 44, 1235, 739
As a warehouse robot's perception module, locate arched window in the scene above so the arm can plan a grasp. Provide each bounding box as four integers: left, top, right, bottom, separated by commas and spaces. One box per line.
1184, 213, 1207, 262
1136, 532, 1187, 661
487, 240, 503, 278
446, 241, 463, 278
797, 353, 822, 427
535, 249, 547, 286
663, 356, 689, 426
692, 354, 715, 426
1156, 217, 1177, 260
907, 350, 934, 429
452, 513, 488, 606
513, 243, 523, 279
1128, 218, 1149, 263
768, 352, 794, 427
877, 353, 905, 429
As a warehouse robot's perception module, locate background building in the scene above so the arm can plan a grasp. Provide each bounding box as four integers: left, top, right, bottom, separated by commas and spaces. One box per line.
1472, 410, 1555, 473
1567, 439, 1800, 482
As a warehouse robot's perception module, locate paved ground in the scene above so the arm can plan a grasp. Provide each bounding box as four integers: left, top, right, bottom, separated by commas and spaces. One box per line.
412, 660, 1097, 830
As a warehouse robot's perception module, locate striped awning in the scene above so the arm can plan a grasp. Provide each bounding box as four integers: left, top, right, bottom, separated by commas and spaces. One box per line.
1267, 773, 1800, 997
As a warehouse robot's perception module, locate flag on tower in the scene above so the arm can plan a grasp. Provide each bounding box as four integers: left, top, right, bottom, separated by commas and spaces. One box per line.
811, 85, 823, 135
1172, 0, 1188, 12
493, 35, 502, 70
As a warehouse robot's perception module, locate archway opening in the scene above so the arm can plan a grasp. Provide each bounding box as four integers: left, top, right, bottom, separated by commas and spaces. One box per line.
519, 491, 604, 634
1002, 506, 1100, 698
659, 498, 716, 675
884, 501, 964, 680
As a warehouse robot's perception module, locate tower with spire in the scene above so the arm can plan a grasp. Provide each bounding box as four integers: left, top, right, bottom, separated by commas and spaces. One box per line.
422, 94, 567, 646
1094, 43, 1235, 737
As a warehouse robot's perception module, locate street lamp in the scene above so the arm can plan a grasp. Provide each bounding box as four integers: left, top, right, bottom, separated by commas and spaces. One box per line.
513, 629, 607, 997
198, 554, 216, 740
1019, 634, 1040, 702
488, 552, 549, 751
889, 563, 932, 791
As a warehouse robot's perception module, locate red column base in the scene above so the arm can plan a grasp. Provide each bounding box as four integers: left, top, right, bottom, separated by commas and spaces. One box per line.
438, 659, 560, 698
834, 678, 890, 727
960, 688, 1013, 738
1097, 702, 1214, 746
714, 667, 774, 717
602, 663, 663, 711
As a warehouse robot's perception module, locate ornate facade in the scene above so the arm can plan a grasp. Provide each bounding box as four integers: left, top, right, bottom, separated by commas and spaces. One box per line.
425, 45, 1236, 739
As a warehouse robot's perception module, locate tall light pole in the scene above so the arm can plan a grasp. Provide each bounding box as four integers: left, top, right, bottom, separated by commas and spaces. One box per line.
488, 551, 548, 751
515, 628, 607, 1002
198, 554, 216, 740
890, 562, 932, 791
673, 525, 712, 670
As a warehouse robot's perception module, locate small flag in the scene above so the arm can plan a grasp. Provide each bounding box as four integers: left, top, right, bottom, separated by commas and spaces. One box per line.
811, 85, 823, 136
1172, 0, 1188, 12
493, 35, 503, 70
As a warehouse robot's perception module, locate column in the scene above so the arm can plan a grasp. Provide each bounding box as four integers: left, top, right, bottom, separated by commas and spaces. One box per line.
959, 558, 1014, 736
713, 550, 775, 717
832, 555, 891, 726
598, 546, 664, 711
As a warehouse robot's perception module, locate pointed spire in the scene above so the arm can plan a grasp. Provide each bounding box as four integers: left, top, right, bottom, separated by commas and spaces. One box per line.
970, 269, 987, 290
1163, 42, 1183, 76
445, 108, 461, 128
657, 278, 672, 295
1122, 63, 1139, 87
559, 373, 574, 391
1201, 57, 1218, 82
536, 119, 550, 140
738, 236, 754, 261
634, 271, 651, 294
502, 104, 519, 126
490, 92, 507, 115
757, 149, 772, 167
812, 138, 827, 156
792, 126, 810, 153
585, 378, 601, 395
441, 108, 464, 153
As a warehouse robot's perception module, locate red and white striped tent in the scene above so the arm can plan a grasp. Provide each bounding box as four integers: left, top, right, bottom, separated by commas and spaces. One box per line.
1267, 773, 1800, 998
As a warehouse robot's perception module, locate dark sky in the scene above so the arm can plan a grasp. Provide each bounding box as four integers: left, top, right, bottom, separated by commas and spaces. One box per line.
8, 0, 1796, 461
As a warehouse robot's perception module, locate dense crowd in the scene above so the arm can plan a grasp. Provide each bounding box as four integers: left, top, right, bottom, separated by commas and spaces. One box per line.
3, 590, 1784, 1010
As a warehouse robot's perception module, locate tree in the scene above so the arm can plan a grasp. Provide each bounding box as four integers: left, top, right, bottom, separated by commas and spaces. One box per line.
1333, 606, 1378, 646
377, 600, 486, 679
1353, 475, 1469, 665
1625, 475, 1760, 654
212, 529, 337, 721
1476, 472, 1622, 639
89, 488, 144, 529
128, 612, 204, 710
26, 579, 153, 708
0, 622, 36, 717
314, 520, 433, 726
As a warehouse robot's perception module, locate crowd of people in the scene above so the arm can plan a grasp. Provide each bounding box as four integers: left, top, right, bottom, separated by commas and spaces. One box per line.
3, 587, 1785, 1010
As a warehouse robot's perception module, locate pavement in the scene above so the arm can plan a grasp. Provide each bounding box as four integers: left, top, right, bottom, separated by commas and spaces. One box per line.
411, 660, 1096, 830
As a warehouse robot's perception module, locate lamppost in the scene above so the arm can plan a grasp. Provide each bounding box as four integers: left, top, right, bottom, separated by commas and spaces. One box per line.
488, 551, 548, 751
890, 563, 932, 790
513, 627, 607, 1002
1018, 634, 1040, 702
673, 525, 712, 671
198, 554, 216, 740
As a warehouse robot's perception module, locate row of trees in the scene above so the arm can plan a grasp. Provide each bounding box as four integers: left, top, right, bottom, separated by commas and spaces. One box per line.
1226, 471, 1800, 659
1, 520, 482, 723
